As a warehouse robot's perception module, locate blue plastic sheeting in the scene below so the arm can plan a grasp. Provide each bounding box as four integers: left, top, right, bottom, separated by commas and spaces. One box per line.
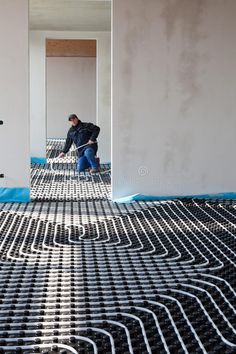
31, 157, 47, 164
0, 188, 30, 203
113, 192, 236, 204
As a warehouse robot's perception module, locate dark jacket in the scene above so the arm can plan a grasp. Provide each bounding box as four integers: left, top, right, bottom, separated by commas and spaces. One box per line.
62, 121, 100, 157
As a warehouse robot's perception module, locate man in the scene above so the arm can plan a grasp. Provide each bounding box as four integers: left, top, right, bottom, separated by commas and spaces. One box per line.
58, 114, 100, 173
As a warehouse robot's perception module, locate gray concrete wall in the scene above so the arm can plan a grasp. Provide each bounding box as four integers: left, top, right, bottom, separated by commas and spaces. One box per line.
112, 0, 236, 199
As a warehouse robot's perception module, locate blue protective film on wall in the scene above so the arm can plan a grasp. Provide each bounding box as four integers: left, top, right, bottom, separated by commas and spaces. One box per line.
31, 157, 47, 164
0, 188, 30, 203
113, 192, 236, 204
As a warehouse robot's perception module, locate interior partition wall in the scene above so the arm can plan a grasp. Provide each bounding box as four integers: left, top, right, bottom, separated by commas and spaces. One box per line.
112, 0, 236, 200
0, 0, 30, 202
46, 55, 96, 139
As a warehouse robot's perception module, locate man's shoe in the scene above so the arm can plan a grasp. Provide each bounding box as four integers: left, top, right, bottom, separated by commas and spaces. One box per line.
90, 168, 99, 174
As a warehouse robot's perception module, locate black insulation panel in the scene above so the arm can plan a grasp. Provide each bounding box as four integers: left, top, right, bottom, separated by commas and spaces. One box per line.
0, 139, 235, 353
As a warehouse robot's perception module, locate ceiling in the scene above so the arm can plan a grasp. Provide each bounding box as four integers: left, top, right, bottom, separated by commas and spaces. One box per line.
29, 0, 111, 32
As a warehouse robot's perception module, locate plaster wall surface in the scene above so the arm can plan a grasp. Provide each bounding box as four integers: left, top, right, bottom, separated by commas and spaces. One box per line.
30, 31, 111, 162
0, 0, 29, 188
30, 32, 46, 158
112, 0, 236, 199
97, 33, 111, 162
47, 57, 96, 139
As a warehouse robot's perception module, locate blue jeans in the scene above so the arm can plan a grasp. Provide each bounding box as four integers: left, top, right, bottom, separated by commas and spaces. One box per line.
77, 147, 97, 172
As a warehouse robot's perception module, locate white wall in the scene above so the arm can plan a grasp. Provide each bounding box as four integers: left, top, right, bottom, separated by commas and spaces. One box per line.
30, 31, 111, 162
0, 0, 29, 188
97, 33, 111, 162
47, 57, 96, 138
30, 32, 46, 158
112, 0, 236, 199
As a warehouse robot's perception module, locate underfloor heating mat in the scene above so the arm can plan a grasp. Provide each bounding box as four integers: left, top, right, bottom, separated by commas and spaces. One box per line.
0, 139, 235, 353
31, 139, 111, 202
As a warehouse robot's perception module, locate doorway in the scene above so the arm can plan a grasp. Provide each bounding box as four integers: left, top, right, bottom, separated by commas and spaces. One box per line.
46, 39, 97, 139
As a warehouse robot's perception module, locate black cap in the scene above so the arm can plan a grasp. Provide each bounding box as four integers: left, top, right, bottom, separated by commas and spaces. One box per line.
68, 114, 78, 121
